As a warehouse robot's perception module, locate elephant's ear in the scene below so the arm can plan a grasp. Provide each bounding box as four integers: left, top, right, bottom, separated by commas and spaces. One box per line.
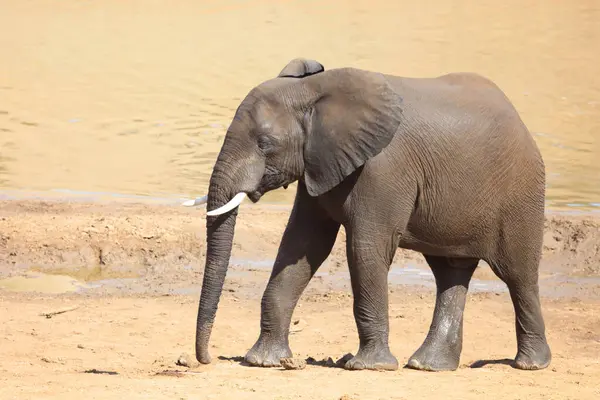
278, 58, 324, 78
302, 68, 403, 197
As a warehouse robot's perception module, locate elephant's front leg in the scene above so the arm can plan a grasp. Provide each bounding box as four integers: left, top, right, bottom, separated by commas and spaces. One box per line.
245, 184, 340, 367
344, 227, 400, 371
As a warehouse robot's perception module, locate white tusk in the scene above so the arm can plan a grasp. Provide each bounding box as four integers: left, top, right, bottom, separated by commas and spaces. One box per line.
206, 192, 247, 216
182, 195, 208, 207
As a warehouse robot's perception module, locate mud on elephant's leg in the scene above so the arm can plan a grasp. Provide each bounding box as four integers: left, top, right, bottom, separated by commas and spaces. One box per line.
245, 183, 340, 367
343, 228, 400, 371
506, 281, 551, 370
489, 256, 551, 370
407, 256, 478, 372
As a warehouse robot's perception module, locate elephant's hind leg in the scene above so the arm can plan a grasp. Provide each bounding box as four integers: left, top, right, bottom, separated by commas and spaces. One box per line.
488, 244, 551, 370
245, 182, 340, 367
407, 256, 478, 371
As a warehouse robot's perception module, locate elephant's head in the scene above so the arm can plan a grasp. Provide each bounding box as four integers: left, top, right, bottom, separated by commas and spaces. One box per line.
192, 58, 403, 363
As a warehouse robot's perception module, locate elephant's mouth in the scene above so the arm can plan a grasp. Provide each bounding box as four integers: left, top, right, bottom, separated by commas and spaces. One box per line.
250, 181, 291, 203
248, 190, 263, 203
249, 167, 294, 203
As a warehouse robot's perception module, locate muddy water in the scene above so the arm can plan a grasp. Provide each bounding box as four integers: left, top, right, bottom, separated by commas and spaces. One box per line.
0, 265, 141, 294
0, 272, 89, 294
1, 0, 599, 209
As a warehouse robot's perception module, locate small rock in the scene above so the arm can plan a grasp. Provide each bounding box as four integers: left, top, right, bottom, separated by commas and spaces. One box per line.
280, 357, 306, 370
176, 353, 199, 368
77, 344, 85, 349
335, 353, 354, 367
41, 356, 64, 364
325, 357, 336, 367
290, 319, 306, 333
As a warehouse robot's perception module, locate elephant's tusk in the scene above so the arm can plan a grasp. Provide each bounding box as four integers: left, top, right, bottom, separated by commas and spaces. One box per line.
182, 195, 208, 207
206, 192, 247, 216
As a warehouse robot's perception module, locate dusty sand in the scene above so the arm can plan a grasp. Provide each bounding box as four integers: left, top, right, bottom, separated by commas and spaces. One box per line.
1, 198, 600, 399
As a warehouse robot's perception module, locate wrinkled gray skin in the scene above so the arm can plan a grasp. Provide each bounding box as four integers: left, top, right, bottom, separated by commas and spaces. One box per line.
195, 58, 552, 372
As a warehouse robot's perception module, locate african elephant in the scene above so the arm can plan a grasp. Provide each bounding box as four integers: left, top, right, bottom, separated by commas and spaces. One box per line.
185, 58, 551, 372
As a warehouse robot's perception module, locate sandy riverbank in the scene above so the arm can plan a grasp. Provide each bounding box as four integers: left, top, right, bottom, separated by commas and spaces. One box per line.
1, 199, 599, 399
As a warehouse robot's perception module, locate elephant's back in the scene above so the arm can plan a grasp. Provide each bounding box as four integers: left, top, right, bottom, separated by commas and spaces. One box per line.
388, 72, 542, 166
388, 72, 523, 125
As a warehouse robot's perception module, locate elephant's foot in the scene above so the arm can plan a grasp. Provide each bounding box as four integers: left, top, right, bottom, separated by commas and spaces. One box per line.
344, 345, 398, 371
513, 337, 551, 370
406, 341, 461, 372
244, 337, 292, 368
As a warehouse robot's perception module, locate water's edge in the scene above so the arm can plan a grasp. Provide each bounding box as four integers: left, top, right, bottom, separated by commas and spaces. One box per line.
1, 188, 599, 214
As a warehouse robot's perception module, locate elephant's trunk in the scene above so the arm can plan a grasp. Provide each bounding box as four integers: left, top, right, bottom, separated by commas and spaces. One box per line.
195, 175, 239, 364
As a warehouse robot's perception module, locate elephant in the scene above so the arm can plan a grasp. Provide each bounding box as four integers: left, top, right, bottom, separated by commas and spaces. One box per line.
185, 58, 552, 372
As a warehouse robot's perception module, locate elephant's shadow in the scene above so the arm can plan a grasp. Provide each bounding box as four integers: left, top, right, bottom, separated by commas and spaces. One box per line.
218, 355, 247, 364
468, 358, 515, 368
218, 355, 519, 370
217, 355, 350, 369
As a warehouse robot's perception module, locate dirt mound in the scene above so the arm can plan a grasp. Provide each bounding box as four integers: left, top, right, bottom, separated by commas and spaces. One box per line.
0, 200, 293, 275
1, 200, 599, 280
543, 215, 600, 275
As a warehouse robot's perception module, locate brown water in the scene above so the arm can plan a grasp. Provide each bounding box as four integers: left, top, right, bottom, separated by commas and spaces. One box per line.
1, 0, 599, 209
0, 266, 140, 294
0, 272, 89, 294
